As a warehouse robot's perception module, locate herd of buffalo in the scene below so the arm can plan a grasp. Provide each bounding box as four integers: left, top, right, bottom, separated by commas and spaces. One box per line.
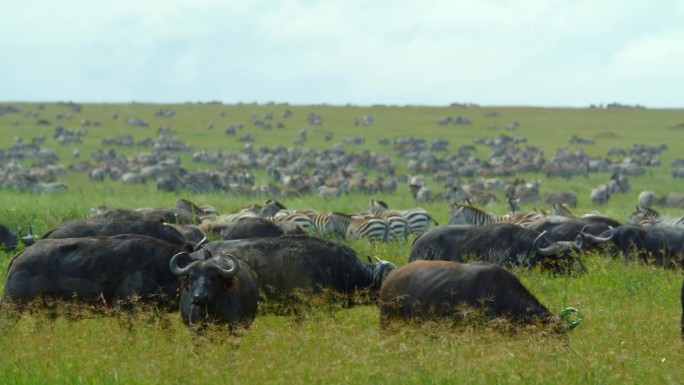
1, 102, 683, 337
0, 192, 682, 335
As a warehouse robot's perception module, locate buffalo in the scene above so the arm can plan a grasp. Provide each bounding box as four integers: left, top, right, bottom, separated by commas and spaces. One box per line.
0, 224, 37, 250
0, 225, 19, 252
170, 248, 258, 330
582, 224, 684, 268
40, 218, 192, 247
1, 234, 194, 310
409, 224, 585, 273
379, 260, 582, 332
202, 235, 396, 305
199, 217, 285, 240
526, 216, 619, 244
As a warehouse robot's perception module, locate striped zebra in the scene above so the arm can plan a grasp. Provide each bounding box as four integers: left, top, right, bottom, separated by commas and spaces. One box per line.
260, 199, 288, 217
214, 210, 260, 223
327, 212, 389, 241
267, 212, 316, 233
590, 184, 611, 204
376, 211, 410, 241
449, 202, 509, 225
550, 203, 576, 217
369, 200, 437, 236
307, 213, 336, 237
544, 191, 578, 208
638, 191, 684, 208
368, 199, 390, 215
449, 202, 544, 227
630, 206, 684, 226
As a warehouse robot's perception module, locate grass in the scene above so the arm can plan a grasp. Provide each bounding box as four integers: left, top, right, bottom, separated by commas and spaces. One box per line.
1, 102, 684, 384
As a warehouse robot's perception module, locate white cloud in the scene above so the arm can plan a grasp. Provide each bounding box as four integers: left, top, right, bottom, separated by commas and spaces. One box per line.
1, 0, 683, 107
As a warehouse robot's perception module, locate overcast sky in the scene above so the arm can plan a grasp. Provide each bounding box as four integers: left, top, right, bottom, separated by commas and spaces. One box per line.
2, 0, 683, 108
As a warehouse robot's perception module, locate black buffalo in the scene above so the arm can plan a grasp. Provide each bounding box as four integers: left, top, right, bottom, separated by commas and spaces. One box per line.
409, 224, 584, 272
379, 260, 582, 331
0, 224, 37, 250
0, 225, 19, 252
526, 216, 620, 244
170, 248, 258, 330
582, 224, 684, 268
203, 235, 396, 304
1, 234, 193, 309
199, 217, 285, 240
40, 219, 191, 247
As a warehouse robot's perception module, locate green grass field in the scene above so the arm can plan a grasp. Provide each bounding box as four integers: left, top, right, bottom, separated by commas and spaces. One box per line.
0, 102, 683, 384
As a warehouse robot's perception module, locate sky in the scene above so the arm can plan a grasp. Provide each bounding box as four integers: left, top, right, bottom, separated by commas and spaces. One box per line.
2, 0, 683, 108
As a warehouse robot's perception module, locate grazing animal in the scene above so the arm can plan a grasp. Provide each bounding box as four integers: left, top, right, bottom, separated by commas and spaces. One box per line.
582, 224, 684, 268
544, 191, 578, 208
1, 235, 193, 310
170, 248, 258, 329
39, 218, 191, 247
638, 191, 684, 208
0, 225, 19, 252
409, 224, 584, 272
199, 217, 285, 240
379, 260, 581, 332
526, 215, 620, 244
202, 235, 396, 304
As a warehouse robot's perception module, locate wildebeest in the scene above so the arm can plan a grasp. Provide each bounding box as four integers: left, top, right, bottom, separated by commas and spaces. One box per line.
39, 218, 192, 247
409, 224, 585, 272
169, 248, 258, 329
379, 260, 581, 331
1, 235, 194, 310
582, 224, 684, 268
202, 235, 396, 304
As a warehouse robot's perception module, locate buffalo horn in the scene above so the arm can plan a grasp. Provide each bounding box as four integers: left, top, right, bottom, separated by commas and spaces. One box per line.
580, 230, 614, 244
533, 230, 549, 251
211, 253, 240, 279
170, 252, 197, 277
19, 225, 37, 246
536, 241, 582, 256
193, 236, 208, 251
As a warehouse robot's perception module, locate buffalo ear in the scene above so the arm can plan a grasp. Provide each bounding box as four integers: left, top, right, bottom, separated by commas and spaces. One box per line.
367, 256, 372, 263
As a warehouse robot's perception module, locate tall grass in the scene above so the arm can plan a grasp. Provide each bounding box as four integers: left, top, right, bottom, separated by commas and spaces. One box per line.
1, 102, 683, 384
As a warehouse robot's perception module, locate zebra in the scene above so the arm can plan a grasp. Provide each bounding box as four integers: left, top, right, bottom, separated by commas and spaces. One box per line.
268, 212, 316, 233
550, 203, 576, 217
374, 211, 410, 241
449, 202, 510, 226
629, 206, 684, 226
638, 191, 684, 208
449, 202, 544, 227
590, 184, 611, 204
544, 191, 578, 208
327, 212, 389, 241
368, 200, 437, 235
308, 213, 336, 237
368, 199, 390, 215
260, 199, 287, 217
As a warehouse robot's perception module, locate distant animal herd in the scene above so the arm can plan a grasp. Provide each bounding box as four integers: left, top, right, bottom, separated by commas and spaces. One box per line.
1, 103, 684, 336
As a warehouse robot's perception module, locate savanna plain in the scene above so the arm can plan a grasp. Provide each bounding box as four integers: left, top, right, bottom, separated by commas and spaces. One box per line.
0, 102, 683, 384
